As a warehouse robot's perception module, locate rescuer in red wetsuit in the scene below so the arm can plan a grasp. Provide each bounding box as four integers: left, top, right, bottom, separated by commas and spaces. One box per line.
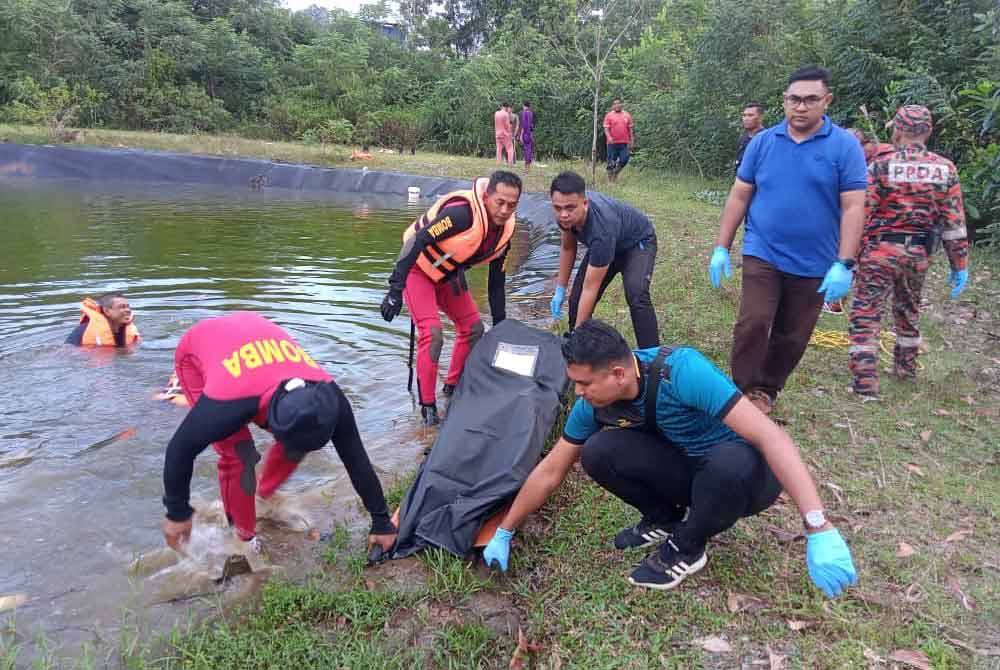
161, 311, 395, 553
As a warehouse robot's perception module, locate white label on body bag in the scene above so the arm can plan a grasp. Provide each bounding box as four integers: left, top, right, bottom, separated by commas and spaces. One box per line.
492, 342, 539, 377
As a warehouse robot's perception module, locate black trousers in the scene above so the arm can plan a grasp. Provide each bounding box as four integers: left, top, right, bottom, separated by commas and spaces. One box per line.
580, 428, 782, 553
567, 236, 660, 348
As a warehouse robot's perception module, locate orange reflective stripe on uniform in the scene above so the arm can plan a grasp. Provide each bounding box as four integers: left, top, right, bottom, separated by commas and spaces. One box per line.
78, 298, 140, 346
402, 177, 516, 283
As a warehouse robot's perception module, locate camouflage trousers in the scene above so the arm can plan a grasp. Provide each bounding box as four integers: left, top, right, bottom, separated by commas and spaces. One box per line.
848, 240, 930, 395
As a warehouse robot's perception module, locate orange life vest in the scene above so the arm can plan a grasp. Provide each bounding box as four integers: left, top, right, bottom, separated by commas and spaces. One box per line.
402, 177, 517, 283
78, 298, 140, 346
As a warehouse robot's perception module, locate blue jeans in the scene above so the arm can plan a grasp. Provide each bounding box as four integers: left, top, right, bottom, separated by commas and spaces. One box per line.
607, 143, 630, 173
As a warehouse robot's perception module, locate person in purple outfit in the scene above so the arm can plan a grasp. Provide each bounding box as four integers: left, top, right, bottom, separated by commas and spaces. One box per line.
518, 101, 535, 170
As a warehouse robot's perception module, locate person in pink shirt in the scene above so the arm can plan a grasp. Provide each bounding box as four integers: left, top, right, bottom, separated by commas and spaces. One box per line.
603, 98, 634, 183
494, 102, 514, 165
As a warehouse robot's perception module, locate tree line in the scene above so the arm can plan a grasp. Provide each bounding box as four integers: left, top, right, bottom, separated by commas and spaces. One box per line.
1, 0, 996, 236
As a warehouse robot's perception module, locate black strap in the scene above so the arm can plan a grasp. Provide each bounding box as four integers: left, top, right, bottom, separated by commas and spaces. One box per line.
643, 347, 670, 433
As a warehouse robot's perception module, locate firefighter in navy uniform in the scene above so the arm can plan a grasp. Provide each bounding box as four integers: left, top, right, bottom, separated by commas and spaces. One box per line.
848, 105, 970, 398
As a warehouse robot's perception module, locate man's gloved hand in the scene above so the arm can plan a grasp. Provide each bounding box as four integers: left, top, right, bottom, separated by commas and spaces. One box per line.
950, 269, 969, 299
805, 528, 857, 597
380, 288, 403, 322
483, 527, 514, 572
817, 261, 853, 302
708, 246, 732, 288
550, 285, 566, 319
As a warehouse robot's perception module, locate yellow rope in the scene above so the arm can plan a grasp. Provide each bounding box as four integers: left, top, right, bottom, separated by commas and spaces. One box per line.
810, 328, 924, 369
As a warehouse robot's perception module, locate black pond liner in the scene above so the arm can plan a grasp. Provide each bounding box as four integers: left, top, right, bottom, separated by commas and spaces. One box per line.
0, 142, 556, 228
0, 142, 563, 292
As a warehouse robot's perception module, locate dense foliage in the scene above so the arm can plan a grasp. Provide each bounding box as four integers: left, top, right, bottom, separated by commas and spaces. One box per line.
1, 0, 996, 235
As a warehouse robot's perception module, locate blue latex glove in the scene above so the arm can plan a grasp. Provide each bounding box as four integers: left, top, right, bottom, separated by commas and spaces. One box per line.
708, 246, 732, 288
550, 285, 566, 319
483, 527, 514, 572
817, 261, 853, 302
950, 269, 968, 299
805, 528, 857, 598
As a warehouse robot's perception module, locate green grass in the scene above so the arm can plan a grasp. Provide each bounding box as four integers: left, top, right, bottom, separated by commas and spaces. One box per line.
3, 126, 998, 669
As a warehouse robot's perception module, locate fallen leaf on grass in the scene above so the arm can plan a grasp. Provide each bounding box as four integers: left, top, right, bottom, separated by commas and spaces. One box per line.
903, 582, 926, 603
306, 528, 320, 541
727, 591, 767, 614
946, 576, 976, 611
765, 525, 804, 543
786, 619, 813, 632
863, 648, 884, 665
905, 463, 925, 477
896, 542, 916, 558
919, 430, 932, 442
767, 646, 786, 670
508, 627, 542, 670
932, 408, 951, 416
695, 635, 731, 653
944, 528, 973, 544
888, 649, 931, 670
855, 590, 894, 608
824, 482, 845, 505
974, 407, 999, 417
962, 395, 977, 406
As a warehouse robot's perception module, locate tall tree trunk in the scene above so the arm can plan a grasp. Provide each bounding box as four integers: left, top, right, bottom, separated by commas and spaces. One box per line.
590, 66, 602, 183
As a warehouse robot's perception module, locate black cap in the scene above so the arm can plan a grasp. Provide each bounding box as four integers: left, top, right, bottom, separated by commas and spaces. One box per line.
267, 379, 339, 460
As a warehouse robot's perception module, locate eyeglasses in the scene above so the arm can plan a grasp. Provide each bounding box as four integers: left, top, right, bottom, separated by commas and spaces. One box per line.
784, 95, 827, 109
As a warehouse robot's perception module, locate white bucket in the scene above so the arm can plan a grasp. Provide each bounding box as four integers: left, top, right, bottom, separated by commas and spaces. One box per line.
407, 186, 420, 201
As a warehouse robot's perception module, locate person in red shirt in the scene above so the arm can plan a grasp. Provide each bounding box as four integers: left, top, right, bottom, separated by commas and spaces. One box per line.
161, 312, 396, 555
494, 103, 514, 165
603, 98, 634, 183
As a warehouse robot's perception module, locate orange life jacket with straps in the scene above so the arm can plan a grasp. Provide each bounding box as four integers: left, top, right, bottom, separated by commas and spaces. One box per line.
78, 298, 140, 346
402, 177, 517, 283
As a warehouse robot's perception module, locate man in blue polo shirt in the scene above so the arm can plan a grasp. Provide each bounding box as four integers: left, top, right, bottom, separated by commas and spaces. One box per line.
709, 65, 867, 414
480, 320, 857, 597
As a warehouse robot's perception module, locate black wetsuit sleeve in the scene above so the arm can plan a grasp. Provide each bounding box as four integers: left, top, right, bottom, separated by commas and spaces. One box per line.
66, 322, 86, 345
487, 248, 508, 325
327, 383, 394, 534
386, 203, 474, 292
162, 395, 259, 521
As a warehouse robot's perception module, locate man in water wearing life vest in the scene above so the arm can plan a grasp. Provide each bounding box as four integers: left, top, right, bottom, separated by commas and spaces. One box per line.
380, 171, 522, 426
482, 320, 857, 598
161, 311, 396, 554
66, 292, 139, 347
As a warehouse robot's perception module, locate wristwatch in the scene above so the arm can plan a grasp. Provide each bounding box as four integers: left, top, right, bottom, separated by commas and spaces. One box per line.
803, 510, 828, 530
838, 258, 856, 270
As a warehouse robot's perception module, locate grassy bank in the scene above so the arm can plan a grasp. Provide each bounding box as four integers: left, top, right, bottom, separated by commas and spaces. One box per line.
2, 128, 998, 669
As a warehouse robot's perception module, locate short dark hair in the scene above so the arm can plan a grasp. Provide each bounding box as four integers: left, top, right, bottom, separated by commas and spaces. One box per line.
561, 319, 632, 370
523, 101, 531, 107
97, 292, 126, 310
487, 170, 522, 194
787, 65, 830, 90
744, 102, 765, 114
613, 97, 622, 103
550, 170, 586, 196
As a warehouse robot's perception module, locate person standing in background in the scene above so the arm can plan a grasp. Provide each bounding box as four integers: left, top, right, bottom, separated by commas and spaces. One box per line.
735, 103, 765, 174
603, 98, 634, 183
508, 103, 519, 165
494, 103, 513, 165
518, 101, 535, 170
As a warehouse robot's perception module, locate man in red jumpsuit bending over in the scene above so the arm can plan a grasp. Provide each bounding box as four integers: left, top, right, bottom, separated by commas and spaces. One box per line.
380, 171, 522, 425
161, 311, 396, 554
